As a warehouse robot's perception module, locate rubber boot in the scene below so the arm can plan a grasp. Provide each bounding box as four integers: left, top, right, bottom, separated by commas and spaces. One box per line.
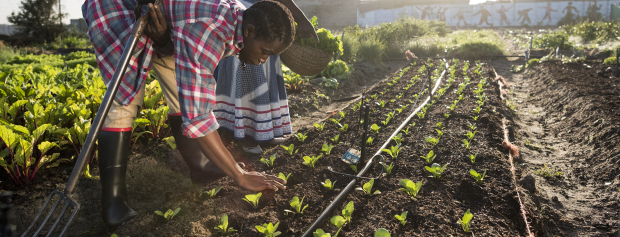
98, 131, 137, 232
168, 115, 227, 184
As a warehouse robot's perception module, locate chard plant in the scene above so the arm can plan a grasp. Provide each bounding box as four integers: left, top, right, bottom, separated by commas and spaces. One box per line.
356, 179, 380, 195
313, 229, 333, 237
444, 113, 450, 119
329, 118, 342, 125
416, 111, 426, 119
402, 127, 411, 135
420, 150, 436, 164
381, 162, 394, 175
395, 108, 403, 114
371, 124, 380, 133
302, 154, 322, 168
371, 94, 378, 99
255, 222, 281, 237
260, 153, 277, 167
381, 145, 402, 159
386, 112, 396, 120
469, 154, 477, 164
380, 118, 390, 126
366, 137, 374, 145
278, 172, 291, 182
374, 228, 390, 237
294, 132, 308, 142
425, 137, 439, 146
322, 143, 334, 155
281, 144, 298, 156
154, 207, 181, 221
436, 129, 444, 138
339, 124, 348, 133
462, 139, 470, 149
330, 216, 345, 235
330, 134, 340, 143
242, 192, 262, 209
468, 123, 477, 130
470, 169, 487, 184
338, 111, 346, 118
284, 196, 308, 214
459, 209, 473, 232
321, 179, 336, 191
341, 201, 354, 223
392, 133, 403, 145
199, 186, 223, 198
471, 116, 479, 121
465, 131, 476, 140
314, 122, 325, 131
376, 100, 386, 108
425, 163, 448, 179
214, 214, 237, 233
436, 122, 443, 130
350, 165, 358, 173
399, 179, 423, 200
474, 106, 481, 114
394, 211, 408, 226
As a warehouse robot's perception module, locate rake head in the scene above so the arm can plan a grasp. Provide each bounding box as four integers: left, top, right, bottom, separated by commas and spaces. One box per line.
21, 190, 80, 237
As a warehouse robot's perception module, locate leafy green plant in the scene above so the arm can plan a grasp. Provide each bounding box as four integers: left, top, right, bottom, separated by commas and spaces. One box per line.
330, 216, 345, 236
154, 208, 181, 221
420, 150, 436, 164
260, 154, 277, 167
462, 139, 470, 149
341, 201, 354, 223
459, 209, 473, 232
469, 154, 477, 164
425, 163, 448, 179
535, 164, 563, 178
468, 123, 477, 130
376, 100, 386, 108
380, 118, 390, 126
399, 179, 423, 200
381, 162, 394, 175
444, 113, 450, 119
436, 122, 443, 130
285, 196, 308, 214
338, 111, 346, 118
322, 143, 334, 155
214, 214, 237, 233
339, 124, 348, 133
465, 131, 476, 140
374, 228, 391, 237
330, 134, 340, 143
381, 145, 402, 159
371, 124, 380, 133
294, 132, 308, 142
425, 137, 439, 146
321, 179, 336, 191
470, 169, 487, 184
471, 116, 479, 121
392, 133, 403, 145
356, 179, 380, 195
402, 127, 410, 135
199, 186, 222, 198
313, 229, 333, 237
394, 211, 408, 226
278, 172, 291, 182
329, 118, 342, 125
350, 165, 358, 173
314, 122, 325, 131
242, 192, 262, 209
255, 222, 281, 237
281, 144, 299, 156
436, 129, 444, 138
302, 154, 322, 168
366, 137, 374, 145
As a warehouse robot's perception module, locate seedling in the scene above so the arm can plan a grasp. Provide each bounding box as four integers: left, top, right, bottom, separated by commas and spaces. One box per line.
199, 186, 223, 198
394, 211, 408, 226
255, 222, 281, 237
330, 215, 345, 233
341, 201, 354, 223
321, 179, 336, 191
402, 127, 411, 135
469, 154, 477, 164
278, 172, 291, 182
470, 169, 487, 184
313, 229, 333, 237
436, 122, 443, 130
392, 133, 403, 145
154, 208, 181, 221
356, 179, 380, 195
425, 163, 448, 179
371, 94, 378, 99
465, 131, 476, 140
420, 150, 436, 164
339, 124, 349, 133
474, 107, 481, 114
416, 111, 425, 119
371, 124, 381, 133
294, 132, 308, 142
350, 165, 358, 173
214, 214, 237, 233
366, 137, 374, 145
381, 162, 394, 175
462, 139, 470, 149
242, 192, 262, 209
285, 196, 308, 214
374, 228, 390, 237
330, 134, 340, 143
381, 118, 390, 126
535, 164, 563, 178
314, 122, 325, 131
260, 153, 277, 167
386, 111, 396, 119
471, 116, 479, 121
281, 144, 299, 156
302, 154, 322, 168
399, 179, 423, 200
425, 137, 439, 146
329, 118, 342, 125
459, 209, 473, 232
449, 104, 457, 111
322, 143, 334, 155
436, 129, 444, 138
338, 111, 346, 118
376, 100, 386, 108
381, 145, 402, 159
444, 113, 450, 119
468, 123, 477, 130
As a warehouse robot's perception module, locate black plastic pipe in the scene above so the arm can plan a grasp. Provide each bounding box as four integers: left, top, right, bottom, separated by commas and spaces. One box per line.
301, 62, 448, 237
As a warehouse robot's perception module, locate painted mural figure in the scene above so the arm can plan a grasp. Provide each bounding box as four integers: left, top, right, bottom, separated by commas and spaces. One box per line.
587, 1, 603, 20
563, 2, 579, 17
453, 8, 470, 26
496, 5, 512, 26
437, 7, 448, 22
417, 6, 433, 20
517, 8, 533, 25
539, 2, 557, 23
474, 5, 492, 26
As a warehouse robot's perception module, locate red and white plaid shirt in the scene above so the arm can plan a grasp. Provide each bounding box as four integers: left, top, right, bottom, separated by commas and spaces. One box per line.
82, 0, 245, 138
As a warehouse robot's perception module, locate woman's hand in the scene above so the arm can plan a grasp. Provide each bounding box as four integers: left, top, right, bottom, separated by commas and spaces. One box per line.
235, 167, 287, 192
145, 3, 171, 47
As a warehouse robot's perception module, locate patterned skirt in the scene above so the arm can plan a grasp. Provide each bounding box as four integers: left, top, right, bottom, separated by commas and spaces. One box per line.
213, 55, 292, 142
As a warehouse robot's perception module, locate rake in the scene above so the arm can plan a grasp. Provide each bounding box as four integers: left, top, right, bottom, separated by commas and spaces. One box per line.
21, 1, 156, 236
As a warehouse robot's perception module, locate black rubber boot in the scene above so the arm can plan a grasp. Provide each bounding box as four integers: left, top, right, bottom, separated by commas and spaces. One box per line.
98, 131, 137, 232
168, 115, 227, 184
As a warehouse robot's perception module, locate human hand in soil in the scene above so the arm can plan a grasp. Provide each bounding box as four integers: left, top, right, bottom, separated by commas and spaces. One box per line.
235, 169, 287, 192
145, 3, 171, 47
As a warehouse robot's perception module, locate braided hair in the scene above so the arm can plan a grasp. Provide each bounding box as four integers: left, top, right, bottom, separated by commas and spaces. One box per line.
243, 0, 295, 47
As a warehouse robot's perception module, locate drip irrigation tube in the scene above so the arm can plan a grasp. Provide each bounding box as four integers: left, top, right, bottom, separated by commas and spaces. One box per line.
301, 62, 448, 237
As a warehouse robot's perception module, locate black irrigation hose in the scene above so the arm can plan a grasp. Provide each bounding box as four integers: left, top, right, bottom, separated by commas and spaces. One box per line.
301, 62, 448, 237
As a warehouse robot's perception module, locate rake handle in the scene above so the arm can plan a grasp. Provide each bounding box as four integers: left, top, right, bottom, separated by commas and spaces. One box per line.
64, 13, 151, 196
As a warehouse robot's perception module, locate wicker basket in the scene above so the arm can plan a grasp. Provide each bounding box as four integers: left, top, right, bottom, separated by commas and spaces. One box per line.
280, 42, 333, 76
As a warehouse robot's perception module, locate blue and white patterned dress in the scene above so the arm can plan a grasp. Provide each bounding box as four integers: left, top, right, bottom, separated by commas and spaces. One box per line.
213, 0, 292, 142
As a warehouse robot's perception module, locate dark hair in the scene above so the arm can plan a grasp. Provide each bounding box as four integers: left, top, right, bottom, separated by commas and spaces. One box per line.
243, 0, 295, 47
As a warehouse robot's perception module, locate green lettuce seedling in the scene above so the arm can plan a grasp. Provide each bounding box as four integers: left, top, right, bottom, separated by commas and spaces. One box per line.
399, 179, 422, 200
376, 100, 386, 108
322, 143, 334, 155
313, 229, 332, 237
294, 132, 308, 142
255, 222, 281, 237
462, 139, 470, 149
314, 122, 325, 131
402, 127, 411, 135
471, 115, 479, 121
371, 124, 381, 133
329, 118, 342, 125
381, 118, 390, 126
465, 131, 476, 140
381, 145, 402, 159
342, 201, 354, 223
420, 150, 436, 164
425, 137, 439, 146
459, 209, 473, 232
468, 123, 477, 130
339, 124, 348, 133
350, 165, 358, 173
356, 179, 380, 195
260, 153, 277, 167
330, 216, 345, 236
154, 208, 180, 221
366, 137, 374, 145
285, 196, 308, 214
392, 133, 403, 145
469, 154, 477, 164
278, 172, 291, 182
302, 154, 322, 168
371, 94, 378, 99
281, 144, 298, 156
331, 134, 340, 143
436, 122, 443, 130
436, 129, 444, 138
416, 111, 425, 119
374, 228, 390, 237
425, 163, 448, 179
470, 169, 487, 184
214, 214, 237, 233
394, 211, 407, 226
199, 186, 222, 198
444, 113, 450, 119
381, 162, 394, 175
242, 192, 262, 209
386, 112, 396, 120
338, 111, 346, 118
321, 179, 336, 191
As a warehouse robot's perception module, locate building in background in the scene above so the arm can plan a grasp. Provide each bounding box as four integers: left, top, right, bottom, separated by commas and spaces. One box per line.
69, 19, 88, 33
0, 24, 16, 35
295, 0, 359, 30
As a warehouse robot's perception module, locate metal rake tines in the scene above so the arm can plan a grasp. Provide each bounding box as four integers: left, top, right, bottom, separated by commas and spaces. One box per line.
21, 190, 80, 237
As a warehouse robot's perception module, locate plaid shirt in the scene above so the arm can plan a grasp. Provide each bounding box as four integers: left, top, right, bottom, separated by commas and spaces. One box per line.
82, 0, 245, 138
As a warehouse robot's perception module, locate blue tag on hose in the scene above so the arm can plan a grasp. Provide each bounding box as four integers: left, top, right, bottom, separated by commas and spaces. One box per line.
341, 148, 360, 165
